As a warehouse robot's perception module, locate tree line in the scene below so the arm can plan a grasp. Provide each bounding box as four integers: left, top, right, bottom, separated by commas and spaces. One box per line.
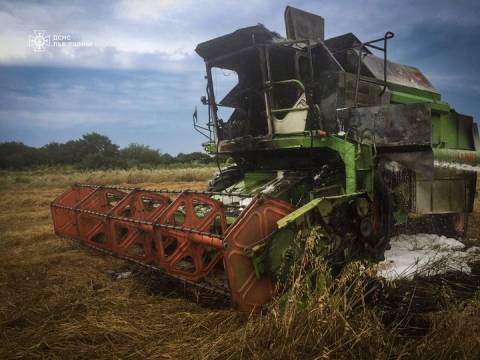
0, 133, 217, 169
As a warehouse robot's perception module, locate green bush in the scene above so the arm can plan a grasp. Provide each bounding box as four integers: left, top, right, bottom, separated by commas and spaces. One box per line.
0, 133, 220, 170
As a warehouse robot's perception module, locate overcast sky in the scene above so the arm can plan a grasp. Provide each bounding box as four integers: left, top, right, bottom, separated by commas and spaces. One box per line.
0, 0, 479, 154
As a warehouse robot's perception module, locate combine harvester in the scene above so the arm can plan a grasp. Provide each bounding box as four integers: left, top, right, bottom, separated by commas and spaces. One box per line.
51, 7, 479, 311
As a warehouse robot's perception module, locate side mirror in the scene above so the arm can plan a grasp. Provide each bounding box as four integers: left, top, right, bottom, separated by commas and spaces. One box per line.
192, 107, 198, 124
192, 107, 210, 139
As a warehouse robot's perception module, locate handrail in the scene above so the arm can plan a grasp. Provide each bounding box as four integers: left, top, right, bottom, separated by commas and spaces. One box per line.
270, 79, 305, 92
271, 107, 308, 114
354, 31, 394, 106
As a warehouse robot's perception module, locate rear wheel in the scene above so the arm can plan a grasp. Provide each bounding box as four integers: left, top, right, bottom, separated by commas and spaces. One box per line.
367, 175, 394, 261
432, 213, 468, 239
207, 165, 243, 192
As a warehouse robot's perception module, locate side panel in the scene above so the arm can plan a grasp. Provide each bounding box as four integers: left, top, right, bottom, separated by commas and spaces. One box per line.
415, 171, 476, 214
432, 112, 475, 150
338, 103, 432, 148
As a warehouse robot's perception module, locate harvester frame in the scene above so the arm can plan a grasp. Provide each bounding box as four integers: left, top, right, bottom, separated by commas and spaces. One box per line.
52, 6, 479, 311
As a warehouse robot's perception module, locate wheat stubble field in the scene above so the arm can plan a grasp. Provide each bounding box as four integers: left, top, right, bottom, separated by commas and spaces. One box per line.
1, 168, 480, 359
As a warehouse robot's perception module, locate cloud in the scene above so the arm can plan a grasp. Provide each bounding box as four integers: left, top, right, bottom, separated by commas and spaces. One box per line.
1, 44, 203, 73
0, 0, 272, 70
0, 110, 125, 128
0, 0, 479, 152
0, 66, 203, 124
116, 0, 186, 21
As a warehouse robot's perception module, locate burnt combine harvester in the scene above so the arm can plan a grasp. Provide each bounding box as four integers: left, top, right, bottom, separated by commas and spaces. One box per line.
52, 7, 479, 311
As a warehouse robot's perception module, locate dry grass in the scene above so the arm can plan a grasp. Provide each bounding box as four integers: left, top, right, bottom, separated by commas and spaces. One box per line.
0, 171, 232, 359
0, 166, 217, 189
0, 168, 479, 359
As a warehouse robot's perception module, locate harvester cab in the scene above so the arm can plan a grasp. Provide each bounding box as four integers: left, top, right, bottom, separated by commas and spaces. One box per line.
52, 6, 479, 311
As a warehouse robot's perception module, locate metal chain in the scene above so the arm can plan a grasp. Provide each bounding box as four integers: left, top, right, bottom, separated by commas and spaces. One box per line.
74, 183, 252, 198
51, 203, 224, 239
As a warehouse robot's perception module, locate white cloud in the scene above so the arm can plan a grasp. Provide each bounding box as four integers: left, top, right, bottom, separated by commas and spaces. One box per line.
116, 0, 186, 21
1, 0, 478, 80
0, 0, 275, 70
0, 110, 124, 128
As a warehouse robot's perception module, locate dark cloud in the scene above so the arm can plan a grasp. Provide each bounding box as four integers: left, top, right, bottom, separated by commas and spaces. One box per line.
0, 0, 479, 152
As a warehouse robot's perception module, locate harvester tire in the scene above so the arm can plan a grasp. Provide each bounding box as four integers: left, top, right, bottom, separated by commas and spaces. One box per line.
370, 174, 394, 261
207, 165, 243, 192
432, 213, 468, 239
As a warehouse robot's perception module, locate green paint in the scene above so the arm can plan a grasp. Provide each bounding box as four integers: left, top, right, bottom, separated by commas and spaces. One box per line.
390, 91, 449, 112
388, 84, 441, 102
277, 193, 363, 229
203, 141, 216, 154
277, 197, 324, 229
221, 133, 375, 195
439, 113, 457, 148
243, 171, 277, 191
268, 134, 373, 194
435, 112, 472, 150
393, 209, 408, 225
391, 91, 473, 152
267, 227, 297, 275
